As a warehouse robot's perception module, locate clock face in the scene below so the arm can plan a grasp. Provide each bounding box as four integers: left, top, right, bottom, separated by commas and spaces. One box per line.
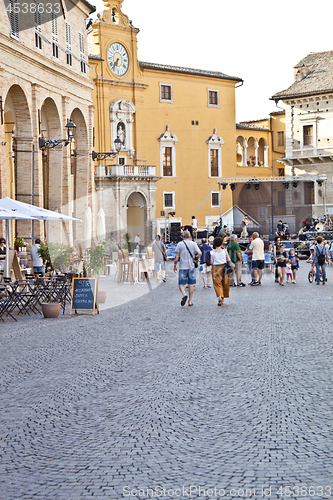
107, 42, 129, 77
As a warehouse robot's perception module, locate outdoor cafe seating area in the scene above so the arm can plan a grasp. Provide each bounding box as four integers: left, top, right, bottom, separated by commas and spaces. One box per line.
115, 247, 155, 283
0, 273, 76, 322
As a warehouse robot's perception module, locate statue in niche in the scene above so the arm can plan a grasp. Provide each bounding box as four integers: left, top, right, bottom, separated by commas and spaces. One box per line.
117, 122, 126, 147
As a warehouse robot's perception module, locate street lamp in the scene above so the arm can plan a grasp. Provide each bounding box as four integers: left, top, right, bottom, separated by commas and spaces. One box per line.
92, 136, 123, 161
39, 119, 76, 149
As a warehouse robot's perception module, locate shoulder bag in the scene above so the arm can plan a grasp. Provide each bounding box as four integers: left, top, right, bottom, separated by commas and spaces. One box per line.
183, 241, 199, 268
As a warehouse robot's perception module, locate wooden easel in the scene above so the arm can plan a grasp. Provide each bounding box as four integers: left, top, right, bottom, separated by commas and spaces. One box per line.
3, 250, 23, 280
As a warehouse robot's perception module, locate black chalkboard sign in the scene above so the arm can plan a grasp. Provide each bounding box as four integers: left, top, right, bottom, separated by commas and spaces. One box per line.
70, 278, 99, 315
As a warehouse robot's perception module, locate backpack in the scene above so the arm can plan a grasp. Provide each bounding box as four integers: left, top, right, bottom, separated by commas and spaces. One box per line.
316, 246, 326, 266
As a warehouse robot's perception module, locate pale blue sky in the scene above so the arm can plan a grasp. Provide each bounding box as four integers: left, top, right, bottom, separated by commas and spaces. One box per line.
90, 0, 333, 122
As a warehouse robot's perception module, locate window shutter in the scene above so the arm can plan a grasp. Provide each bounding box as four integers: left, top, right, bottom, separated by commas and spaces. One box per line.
9, 0, 20, 39
34, 1, 41, 32
51, 13, 58, 39
65, 22, 71, 48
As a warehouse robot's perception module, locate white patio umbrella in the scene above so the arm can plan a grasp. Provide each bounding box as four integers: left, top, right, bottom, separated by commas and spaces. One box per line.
0, 197, 81, 277
0, 208, 38, 277
0, 197, 81, 221
97, 208, 106, 243
84, 207, 92, 249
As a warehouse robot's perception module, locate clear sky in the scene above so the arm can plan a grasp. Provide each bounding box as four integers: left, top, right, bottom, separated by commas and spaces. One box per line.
90, 0, 333, 122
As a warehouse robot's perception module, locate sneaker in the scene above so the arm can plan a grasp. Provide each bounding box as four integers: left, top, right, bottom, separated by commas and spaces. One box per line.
248, 280, 255, 285
231, 284, 237, 287
250, 281, 259, 286
237, 282, 246, 287
258, 281, 261, 286
207, 284, 212, 288
203, 285, 206, 288
162, 278, 166, 282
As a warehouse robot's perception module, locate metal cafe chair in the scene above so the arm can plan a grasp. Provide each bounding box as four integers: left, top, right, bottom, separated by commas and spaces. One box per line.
0, 286, 17, 322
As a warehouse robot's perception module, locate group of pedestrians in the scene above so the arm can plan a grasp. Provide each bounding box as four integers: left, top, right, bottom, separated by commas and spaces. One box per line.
173, 230, 231, 307
153, 228, 331, 307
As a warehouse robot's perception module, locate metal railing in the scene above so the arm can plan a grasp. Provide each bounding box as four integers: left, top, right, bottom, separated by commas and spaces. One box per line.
95, 165, 156, 178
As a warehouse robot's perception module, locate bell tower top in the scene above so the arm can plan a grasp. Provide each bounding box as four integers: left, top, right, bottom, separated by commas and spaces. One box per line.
102, 0, 130, 27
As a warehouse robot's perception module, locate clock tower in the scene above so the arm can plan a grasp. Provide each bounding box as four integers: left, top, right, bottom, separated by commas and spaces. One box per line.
88, 0, 157, 248
88, 0, 144, 160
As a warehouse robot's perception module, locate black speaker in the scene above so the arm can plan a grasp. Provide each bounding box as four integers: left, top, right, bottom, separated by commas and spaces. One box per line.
197, 230, 208, 239
170, 225, 181, 242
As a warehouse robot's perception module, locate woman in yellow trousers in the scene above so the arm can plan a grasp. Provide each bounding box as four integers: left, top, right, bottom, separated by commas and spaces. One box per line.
210, 236, 231, 306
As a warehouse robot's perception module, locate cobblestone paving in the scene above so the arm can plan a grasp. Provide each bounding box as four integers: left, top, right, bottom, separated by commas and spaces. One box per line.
0, 264, 332, 500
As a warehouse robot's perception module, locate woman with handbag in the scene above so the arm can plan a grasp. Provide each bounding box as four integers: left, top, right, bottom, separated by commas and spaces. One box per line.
210, 236, 231, 306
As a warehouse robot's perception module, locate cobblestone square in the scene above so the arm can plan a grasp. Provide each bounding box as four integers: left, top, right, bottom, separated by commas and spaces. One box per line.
0, 264, 332, 499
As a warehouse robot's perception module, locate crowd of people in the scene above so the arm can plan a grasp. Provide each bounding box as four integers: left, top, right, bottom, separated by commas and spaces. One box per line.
155, 228, 332, 307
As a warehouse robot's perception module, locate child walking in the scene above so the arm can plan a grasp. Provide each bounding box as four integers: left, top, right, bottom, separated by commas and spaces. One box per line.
286, 259, 293, 283
289, 248, 299, 283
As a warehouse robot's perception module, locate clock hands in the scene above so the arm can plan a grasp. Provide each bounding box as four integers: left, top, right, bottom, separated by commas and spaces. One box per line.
111, 57, 120, 69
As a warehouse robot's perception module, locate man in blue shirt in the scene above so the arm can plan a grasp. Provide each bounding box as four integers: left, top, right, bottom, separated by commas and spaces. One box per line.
199, 238, 212, 288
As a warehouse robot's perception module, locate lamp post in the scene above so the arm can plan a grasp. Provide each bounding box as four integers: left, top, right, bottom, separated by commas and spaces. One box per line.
91, 136, 122, 161
39, 119, 77, 149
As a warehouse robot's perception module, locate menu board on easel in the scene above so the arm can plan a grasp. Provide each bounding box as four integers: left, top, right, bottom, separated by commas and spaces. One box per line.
3, 250, 23, 280
70, 278, 99, 315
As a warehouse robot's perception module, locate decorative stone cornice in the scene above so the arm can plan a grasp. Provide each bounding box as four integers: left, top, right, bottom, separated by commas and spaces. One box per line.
94, 77, 148, 89
206, 128, 224, 146
158, 125, 178, 143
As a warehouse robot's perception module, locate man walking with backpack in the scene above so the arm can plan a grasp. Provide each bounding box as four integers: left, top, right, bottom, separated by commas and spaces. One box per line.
314, 236, 329, 285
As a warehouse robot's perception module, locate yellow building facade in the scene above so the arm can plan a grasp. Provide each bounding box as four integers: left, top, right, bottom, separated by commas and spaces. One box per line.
232, 111, 286, 234
89, 0, 287, 243
88, 0, 244, 245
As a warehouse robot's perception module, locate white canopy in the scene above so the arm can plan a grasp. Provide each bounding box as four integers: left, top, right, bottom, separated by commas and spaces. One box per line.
84, 207, 92, 249
0, 197, 80, 277
0, 197, 80, 221
0, 208, 38, 277
97, 208, 106, 243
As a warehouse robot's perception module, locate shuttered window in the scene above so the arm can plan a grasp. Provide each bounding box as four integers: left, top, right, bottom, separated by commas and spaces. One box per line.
8, 0, 19, 40
65, 22, 72, 65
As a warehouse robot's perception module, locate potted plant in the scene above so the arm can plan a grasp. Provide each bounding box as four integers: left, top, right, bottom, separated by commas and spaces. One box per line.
85, 241, 107, 304
14, 237, 27, 252
37, 242, 52, 270
40, 271, 62, 318
85, 241, 105, 276
48, 242, 74, 273
37, 244, 63, 318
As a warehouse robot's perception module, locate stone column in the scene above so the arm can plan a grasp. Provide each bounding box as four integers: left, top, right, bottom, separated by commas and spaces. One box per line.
242, 139, 248, 166
254, 141, 259, 167
264, 145, 269, 168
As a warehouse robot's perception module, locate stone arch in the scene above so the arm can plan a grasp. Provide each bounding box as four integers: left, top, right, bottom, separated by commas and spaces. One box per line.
70, 108, 90, 245
40, 97, 62, 211
258, 137, 267, 167
126, 190, 147, 248
6, 84, 32, 139
70, 107, 89, 202
3, 85, 33, 241
236, 135, 244, 166
247, 136, 256, 166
